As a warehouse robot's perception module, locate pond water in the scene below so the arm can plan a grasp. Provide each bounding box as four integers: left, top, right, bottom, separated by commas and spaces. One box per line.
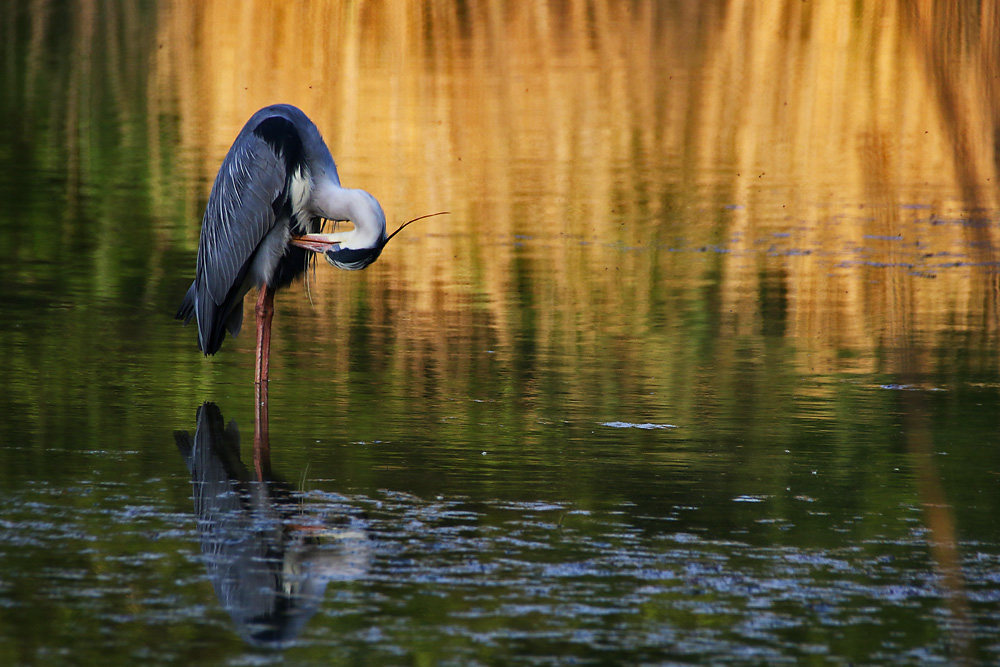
3, 1, 1000, 665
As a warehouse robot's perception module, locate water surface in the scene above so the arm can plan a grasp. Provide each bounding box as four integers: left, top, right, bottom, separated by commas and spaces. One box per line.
2, 1, 1000, 665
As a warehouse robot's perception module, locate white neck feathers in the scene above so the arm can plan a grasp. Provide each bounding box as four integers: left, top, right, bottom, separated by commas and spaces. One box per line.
312, 181, 387, 250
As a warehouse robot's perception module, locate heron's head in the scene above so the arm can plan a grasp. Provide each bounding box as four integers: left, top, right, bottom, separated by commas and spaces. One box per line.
323, 209, 449, 270
324, 242, 385, 271
308, 185, 445, 271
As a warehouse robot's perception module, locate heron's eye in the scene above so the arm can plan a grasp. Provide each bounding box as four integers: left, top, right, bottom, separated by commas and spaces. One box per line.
324, 245, 384, 271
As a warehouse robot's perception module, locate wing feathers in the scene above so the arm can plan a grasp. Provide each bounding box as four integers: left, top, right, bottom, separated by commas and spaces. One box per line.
183, 115, 302, 355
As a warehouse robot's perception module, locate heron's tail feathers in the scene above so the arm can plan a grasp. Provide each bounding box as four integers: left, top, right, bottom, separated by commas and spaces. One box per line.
199, 289, 247, 356
176, 283, 196, 324
225, 305, 244, 337
176, 283, 210, 353
176, 282, 227, 355
176, 275, 251, 357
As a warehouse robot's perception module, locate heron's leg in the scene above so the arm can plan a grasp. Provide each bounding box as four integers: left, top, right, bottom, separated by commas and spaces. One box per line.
253, 371, 270, 481
254, 284, 275, 385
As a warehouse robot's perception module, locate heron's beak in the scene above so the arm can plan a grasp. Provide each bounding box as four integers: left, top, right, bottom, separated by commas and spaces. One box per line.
290, 233, 346, 254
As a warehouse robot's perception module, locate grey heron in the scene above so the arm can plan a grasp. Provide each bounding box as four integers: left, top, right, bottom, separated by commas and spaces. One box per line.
176, 104, 402, 384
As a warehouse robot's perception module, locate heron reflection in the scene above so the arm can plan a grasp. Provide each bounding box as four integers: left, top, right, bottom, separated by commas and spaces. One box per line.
174, 402, 370, 647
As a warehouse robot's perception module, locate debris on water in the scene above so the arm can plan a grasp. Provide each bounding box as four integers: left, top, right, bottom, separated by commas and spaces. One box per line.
879, 384, 945, 392
600, 422, 677, 430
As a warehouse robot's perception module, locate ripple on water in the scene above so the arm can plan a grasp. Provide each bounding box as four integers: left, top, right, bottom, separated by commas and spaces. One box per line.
600, 421, 678, 430
1, 481, 997, 664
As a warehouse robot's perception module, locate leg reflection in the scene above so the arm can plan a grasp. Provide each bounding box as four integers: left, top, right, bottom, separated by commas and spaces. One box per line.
254, 378, 270, 481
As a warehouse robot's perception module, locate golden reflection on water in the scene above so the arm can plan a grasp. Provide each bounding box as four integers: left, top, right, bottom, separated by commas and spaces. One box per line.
11, 0, 1000, 387
146, 1, 1000, 384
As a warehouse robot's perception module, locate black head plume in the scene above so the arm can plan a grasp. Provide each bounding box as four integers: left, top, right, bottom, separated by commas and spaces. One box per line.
385, 211, 450, 245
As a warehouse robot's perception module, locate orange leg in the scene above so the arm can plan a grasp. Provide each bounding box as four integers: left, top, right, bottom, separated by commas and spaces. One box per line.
253, 285, 274, 482
254, 284, 275, 385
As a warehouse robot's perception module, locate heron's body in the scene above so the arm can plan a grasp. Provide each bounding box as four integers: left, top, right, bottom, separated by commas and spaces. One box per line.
176, 104, 388, 381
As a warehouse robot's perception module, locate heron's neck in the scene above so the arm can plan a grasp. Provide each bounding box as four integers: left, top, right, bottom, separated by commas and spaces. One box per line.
314, 182, 386, 250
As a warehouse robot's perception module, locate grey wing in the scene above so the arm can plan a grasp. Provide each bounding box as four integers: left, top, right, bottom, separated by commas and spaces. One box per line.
193, 131, 288, 355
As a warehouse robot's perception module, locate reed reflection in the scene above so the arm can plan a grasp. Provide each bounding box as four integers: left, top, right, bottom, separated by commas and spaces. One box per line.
174, 401, 370, 647
142, 0, 1000, 397
892, 347, 975, 665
